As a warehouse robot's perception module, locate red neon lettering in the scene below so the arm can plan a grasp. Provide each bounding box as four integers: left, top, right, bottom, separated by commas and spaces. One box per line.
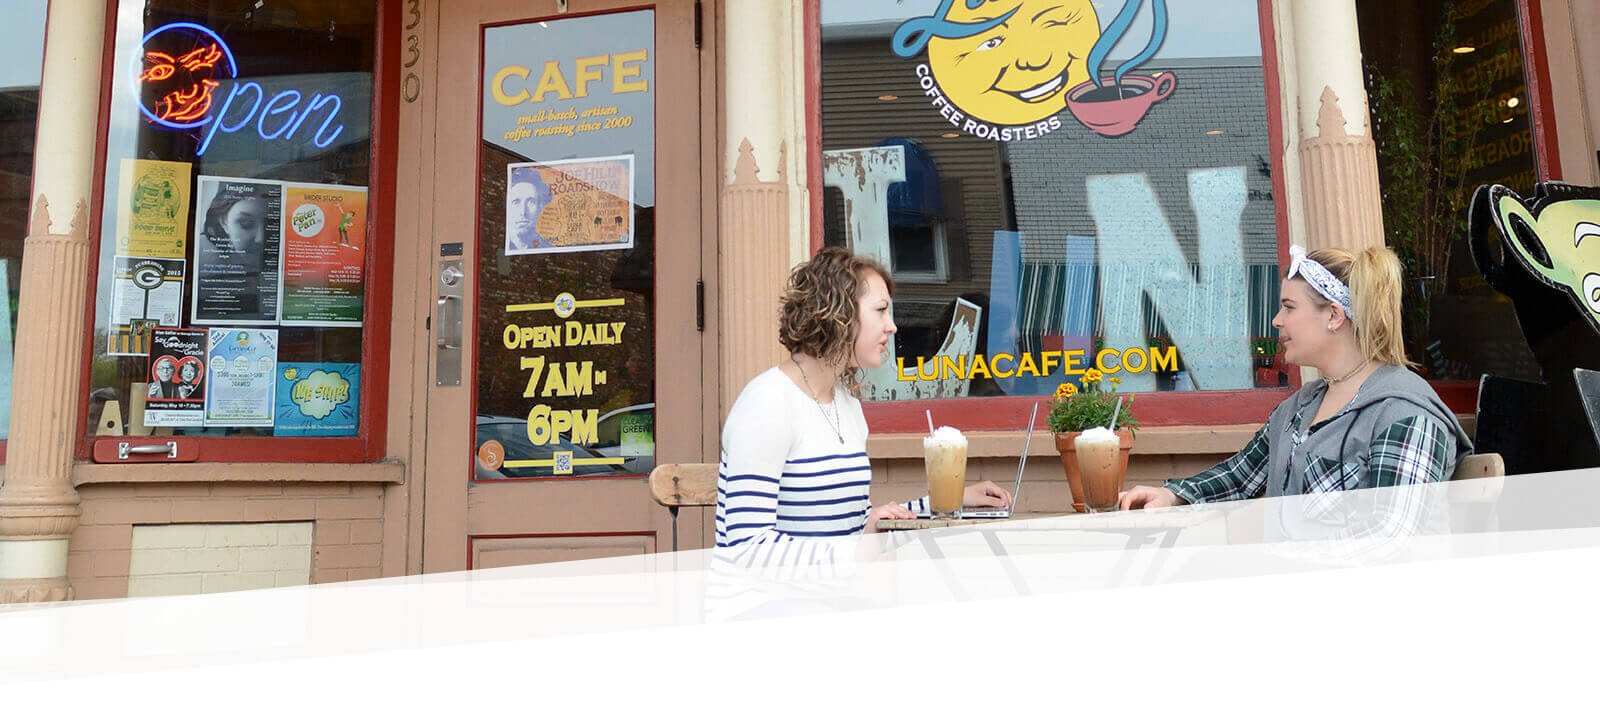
157, 79, 221, 122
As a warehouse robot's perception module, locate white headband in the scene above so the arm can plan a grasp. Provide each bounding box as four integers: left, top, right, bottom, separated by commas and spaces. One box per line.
1287, 245, 1354, 318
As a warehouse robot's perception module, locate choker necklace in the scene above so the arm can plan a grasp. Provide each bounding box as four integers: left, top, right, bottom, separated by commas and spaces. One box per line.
1327, 359, 1370, 384
793, 356, 845, 444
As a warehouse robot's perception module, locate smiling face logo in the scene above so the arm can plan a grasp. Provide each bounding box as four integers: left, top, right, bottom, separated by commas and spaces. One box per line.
924, 0, 1100, 126
1488, 184, 1600, 334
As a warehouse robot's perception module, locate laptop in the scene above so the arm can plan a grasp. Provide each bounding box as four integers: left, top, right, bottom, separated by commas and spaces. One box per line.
918, 402, 1038, 520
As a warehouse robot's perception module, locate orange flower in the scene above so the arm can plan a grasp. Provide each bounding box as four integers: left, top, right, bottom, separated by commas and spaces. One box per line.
1057, 383, 1078, 397
1082, 368, 1104, 384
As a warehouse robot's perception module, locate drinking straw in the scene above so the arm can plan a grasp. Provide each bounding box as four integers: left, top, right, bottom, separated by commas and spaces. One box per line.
1109, 396, 1124, 432
926, 409, 936, 435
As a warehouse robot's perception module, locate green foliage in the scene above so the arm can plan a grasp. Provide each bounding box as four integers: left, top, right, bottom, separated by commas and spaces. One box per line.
1045, 373, 1139, 435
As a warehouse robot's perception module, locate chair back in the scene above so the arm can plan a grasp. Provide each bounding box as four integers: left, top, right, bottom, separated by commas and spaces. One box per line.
1453, 453, 1504, 481
649, 463, 717, 508
1449, 452, 1505, 505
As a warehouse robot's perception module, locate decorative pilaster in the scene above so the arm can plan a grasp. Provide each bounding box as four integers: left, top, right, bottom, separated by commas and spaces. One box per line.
1290, 0, 1386, 254
718, 140, 788, 415
719, 0, 808, 418
1, 0, 108, 603
1299, 87, 1385, 252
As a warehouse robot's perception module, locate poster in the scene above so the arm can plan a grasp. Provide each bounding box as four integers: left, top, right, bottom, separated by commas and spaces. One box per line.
274, 363, 360, 436
107, 256, 185, 356
115, 158, 192, 259
280, 184, 367, 326
203, 327, 278, 427
192, 177, 282, 325
143, 328, 207, 426
504, 155, 634, 256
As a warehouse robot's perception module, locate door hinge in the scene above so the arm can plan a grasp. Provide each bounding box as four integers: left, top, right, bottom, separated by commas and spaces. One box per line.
696, 279, 705, 331
693, 0, 703, 50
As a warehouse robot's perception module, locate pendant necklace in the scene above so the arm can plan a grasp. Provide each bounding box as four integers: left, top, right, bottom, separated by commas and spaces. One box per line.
793, 357, 845, 444
1327, 359, 1370, 384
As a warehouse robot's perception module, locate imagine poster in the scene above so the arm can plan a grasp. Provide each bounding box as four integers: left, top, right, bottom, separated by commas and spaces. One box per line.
192, 177, 282, 325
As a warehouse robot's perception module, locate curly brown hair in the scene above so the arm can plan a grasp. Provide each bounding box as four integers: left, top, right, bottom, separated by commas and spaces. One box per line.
778, 247, 894, 386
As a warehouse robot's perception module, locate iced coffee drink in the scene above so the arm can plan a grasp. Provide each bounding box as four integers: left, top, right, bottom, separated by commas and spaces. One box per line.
1075, 426, 1124, 513
924, 426, 968, 519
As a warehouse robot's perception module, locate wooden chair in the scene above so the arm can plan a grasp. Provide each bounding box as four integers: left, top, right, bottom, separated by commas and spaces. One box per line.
649, 463, 717, 551
1449, 453, 1505, 505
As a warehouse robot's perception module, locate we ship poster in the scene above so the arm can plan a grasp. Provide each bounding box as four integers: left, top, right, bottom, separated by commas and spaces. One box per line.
203, 327, 278, 427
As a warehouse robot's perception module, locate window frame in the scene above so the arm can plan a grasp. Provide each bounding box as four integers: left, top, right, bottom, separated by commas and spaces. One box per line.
806, 0, 1478, 432
67, 0, 400, 463
888, 218, 949, 284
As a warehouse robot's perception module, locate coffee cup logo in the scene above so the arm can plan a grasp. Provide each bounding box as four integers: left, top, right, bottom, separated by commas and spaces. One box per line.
892, 0, 1176, 140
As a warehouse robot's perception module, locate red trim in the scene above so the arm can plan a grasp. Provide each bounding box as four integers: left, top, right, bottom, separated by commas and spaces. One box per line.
466, 530, 657, 569
1256, 0, 1302, 390
73, 0, 397, 463
73, 0, 122, 461
1430, 380, 1479, 415
804, 0, 823, 252
1517, 0, 1562, 180
815, 0, 1305, 432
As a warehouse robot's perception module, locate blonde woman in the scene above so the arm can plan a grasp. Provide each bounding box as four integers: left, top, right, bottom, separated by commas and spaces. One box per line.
715, 247, 1010, 559
1120, 245, 1473, 510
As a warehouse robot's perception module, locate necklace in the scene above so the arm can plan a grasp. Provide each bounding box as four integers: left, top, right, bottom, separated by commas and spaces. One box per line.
792, 357, 845, 444
1327, 358, 1370, 384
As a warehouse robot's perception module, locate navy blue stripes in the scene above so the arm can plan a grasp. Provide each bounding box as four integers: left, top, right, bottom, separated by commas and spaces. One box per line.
777, 479, 870, 492
781, 464, 872, 478
777, 496, 867, 506
722, 473, 780, 484
783, 452, 868, 465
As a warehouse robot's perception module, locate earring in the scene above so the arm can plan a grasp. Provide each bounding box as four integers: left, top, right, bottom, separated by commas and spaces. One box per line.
1327, 324, 1335, 333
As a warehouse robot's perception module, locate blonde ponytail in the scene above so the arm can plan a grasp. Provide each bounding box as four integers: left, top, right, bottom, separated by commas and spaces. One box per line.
1347, 246, 1410, 366
1306, 246, 1411, 367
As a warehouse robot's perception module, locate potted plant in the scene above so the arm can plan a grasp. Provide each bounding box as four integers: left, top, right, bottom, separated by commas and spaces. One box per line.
1048, 369, 1138, 512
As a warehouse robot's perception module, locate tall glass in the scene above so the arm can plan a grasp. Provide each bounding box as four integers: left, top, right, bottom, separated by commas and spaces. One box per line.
924, 428, 968, 519
1075, 428, 1124, 513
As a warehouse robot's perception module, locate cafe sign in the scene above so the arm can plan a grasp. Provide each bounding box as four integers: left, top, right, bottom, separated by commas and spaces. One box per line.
891, 0, 1178, 141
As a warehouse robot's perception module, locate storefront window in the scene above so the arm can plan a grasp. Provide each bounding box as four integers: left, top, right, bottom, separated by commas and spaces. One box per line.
0, 0, 49, 445
820, 0, 1285, 406
85, 1, 378, 447
1359, 0, 1542, 381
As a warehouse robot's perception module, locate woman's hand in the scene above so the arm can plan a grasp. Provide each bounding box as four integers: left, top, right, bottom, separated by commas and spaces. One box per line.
963, 480, 1012, 509
863, 502, 916, 534
1118, 485, 1185, 511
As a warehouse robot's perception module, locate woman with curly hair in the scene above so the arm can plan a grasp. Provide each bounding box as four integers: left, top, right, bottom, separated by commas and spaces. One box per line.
715, 247, 1011, 559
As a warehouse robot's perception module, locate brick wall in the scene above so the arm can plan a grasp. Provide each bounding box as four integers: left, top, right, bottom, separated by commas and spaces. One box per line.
128, 522, 313, 597
68, 482, 387, 600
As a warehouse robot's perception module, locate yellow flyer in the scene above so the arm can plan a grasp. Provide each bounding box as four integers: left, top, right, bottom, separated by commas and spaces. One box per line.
115, 158, 192, 258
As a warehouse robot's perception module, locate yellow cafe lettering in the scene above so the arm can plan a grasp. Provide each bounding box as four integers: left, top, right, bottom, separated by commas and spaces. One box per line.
491, 50, 650, 105
897, 346, 1177, 381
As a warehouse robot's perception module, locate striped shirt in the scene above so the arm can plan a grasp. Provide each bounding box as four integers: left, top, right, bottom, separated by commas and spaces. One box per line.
714, 367, 924, 569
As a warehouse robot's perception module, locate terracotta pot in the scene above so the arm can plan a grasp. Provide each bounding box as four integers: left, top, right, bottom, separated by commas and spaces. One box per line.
1054, 429, 1135, 513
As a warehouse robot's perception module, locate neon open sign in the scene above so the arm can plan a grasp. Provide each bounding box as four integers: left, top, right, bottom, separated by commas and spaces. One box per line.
136, 22, 348, 157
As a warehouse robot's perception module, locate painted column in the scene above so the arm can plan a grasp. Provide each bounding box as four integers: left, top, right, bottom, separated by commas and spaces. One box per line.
719, 0, 809, 415
1290, 0, 1384, 253
0, 0, 107, 603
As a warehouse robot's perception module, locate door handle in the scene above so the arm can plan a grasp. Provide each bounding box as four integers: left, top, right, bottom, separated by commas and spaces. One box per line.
437, 294, 462, 350
118, 441, 178, 459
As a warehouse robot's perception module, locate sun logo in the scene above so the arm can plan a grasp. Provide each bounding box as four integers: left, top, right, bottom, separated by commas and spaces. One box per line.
894, 0, 1100, 127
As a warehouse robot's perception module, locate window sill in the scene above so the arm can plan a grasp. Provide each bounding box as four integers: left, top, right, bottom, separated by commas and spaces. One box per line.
867, 413, 1477, 459
867, 424, 1261, 458
72, 461, 405, 486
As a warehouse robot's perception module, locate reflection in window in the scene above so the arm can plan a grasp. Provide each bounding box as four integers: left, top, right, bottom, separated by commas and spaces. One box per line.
86, 1, 377, 439
820, 0, 1285, 401
1359, 0, 1541, 381
0, 0, 48, 442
